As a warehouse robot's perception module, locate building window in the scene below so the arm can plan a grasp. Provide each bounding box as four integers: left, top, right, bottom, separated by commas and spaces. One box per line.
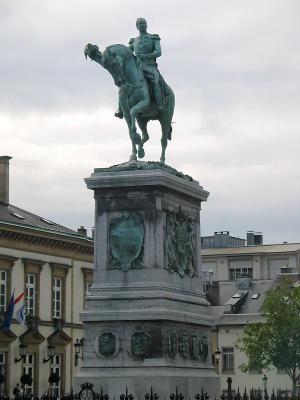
83, 281, 92, 309
222, 347, 234, 372
229, 268, 253, 281
85, 282, 92, 295
50, 263, 70, 321
22, 354, 35, 394
0, 352, 6, 392
52, 278, 62, 319
50, 355, 62, 396
82, 267, 93, 308
25, 274, 36, 316
23, 259, 44, 318
0, 271, 7, 314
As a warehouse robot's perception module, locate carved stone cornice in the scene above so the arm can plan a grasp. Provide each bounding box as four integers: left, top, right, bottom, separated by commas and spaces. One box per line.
0, 328, 17, 343
22, 258, 46, 266
19, 327, 45, 345
0, 254, 18, 262
81, 267, 94, 278
0, 224, 93, 261
47, 329, 72, 346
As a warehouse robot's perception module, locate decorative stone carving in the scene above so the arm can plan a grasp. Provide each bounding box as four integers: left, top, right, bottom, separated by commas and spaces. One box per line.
199, 335, 208, 362
168, 331, 177, 359
131, 331, 151, 359
97, 331, 119, 358
190, 335, 199, 360
164, 208, 196, 278
166, 331, 208, 362
108, 211, 144, 271
178, 333, 190, 359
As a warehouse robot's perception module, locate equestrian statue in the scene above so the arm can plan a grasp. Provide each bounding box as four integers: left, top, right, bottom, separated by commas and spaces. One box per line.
84, 17, 175, 163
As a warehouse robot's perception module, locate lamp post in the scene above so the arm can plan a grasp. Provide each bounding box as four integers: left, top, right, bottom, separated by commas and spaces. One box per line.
43, 344, 55, 363
226, 377, 233, 400
214, 347, 221, 365
74, 338, 84, 366
202, 270, 207, 292
262, 374, 268, 399
15, 343, 27, 363
214, 347, 221, 376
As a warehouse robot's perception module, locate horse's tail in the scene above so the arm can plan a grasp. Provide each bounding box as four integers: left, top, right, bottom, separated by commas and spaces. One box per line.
158, 73, 175, 141
164, 86, 175, 141
160, 86, 175, 140
168, 125, 172, 140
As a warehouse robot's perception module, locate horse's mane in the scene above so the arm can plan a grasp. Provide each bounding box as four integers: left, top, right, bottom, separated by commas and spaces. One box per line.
106, 44, 133, 57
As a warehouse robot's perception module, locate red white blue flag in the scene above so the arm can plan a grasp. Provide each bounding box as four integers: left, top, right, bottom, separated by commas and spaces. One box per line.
0, 291, 24, 331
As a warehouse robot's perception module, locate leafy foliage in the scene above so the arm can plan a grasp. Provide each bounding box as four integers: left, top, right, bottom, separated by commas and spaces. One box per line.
236, 278, 300, 393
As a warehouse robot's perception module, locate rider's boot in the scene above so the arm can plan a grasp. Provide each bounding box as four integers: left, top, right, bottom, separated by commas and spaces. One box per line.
114, 108, 123, 119
153, 85, 163, 112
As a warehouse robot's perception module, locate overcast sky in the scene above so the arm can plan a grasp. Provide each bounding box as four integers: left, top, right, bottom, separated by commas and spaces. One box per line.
1, 0, 299, 243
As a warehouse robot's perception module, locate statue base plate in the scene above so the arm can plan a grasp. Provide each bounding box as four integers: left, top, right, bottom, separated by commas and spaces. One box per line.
74, 162, 219, 397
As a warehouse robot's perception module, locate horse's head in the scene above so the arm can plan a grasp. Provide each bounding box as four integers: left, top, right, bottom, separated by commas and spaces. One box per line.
84, 43, 99, 60
102, 45, 131, 87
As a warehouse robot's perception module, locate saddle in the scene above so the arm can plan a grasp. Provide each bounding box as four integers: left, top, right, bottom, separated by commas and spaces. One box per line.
144, 71, 170, 105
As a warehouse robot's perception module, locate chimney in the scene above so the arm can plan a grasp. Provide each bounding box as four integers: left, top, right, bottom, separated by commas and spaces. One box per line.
253, 232, 263, 245
247, 231, 254, 246
0, 156, 12, 205
247, 231, 263, 246
77, 226, 87, 236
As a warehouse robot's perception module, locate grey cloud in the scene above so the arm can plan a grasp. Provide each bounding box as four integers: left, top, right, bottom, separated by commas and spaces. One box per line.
1, 0, 299, 243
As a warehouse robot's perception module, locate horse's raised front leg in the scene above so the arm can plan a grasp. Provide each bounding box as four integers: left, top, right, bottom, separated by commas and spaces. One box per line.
123, 113, 137, 162
137, 117, 150, 159
130, 100, 150, 159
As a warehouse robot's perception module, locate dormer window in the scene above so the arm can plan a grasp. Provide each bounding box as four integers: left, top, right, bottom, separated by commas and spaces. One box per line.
11, 212, 25, 220
229, 267, 253, 281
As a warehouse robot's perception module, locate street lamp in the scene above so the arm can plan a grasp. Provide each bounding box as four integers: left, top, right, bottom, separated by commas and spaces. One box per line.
262, 374, 268, 397
262, 374, 268, 389
74, 338, 84, 366
203, 270, 207, 292
214, 347, 221, 365
15, 343, 27, 363
43, 344, 55, 363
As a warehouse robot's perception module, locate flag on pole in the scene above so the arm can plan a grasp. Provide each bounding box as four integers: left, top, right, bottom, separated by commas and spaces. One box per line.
0, 291, 25, 331
15, 292, 32, 325
15, 302, 27, 325
14, 292, 24, 305
0, 291, 15, 331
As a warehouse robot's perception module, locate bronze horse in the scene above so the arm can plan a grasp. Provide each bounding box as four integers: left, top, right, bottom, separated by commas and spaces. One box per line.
84, 43, 175, 163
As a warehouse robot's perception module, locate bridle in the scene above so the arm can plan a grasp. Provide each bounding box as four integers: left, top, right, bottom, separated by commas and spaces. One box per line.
112, 49, 144, 95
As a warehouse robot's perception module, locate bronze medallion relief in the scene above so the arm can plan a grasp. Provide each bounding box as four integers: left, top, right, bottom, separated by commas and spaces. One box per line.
131, 331, 151, 359
97, 331, 119, 358
108, 211, 144, 271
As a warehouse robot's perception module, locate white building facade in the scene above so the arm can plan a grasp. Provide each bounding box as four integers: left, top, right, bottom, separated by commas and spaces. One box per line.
202, 237, 300, 393
0, 156, 94, 396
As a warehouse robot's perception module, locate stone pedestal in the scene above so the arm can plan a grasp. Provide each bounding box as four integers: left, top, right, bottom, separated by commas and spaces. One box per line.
75, 162, 219, 398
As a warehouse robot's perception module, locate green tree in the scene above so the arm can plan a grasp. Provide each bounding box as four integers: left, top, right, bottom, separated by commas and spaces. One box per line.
236, 278, 300, 395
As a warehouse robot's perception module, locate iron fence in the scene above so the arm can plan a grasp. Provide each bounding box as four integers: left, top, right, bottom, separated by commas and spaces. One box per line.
0, 380, 299, 400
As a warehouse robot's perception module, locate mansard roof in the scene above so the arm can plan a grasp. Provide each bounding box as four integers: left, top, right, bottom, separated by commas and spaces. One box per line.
0, 202, 89, 239
0, 202, 94, 260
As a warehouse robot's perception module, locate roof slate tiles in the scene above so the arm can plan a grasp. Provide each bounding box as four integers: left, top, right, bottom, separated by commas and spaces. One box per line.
0, 202, 92, 241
